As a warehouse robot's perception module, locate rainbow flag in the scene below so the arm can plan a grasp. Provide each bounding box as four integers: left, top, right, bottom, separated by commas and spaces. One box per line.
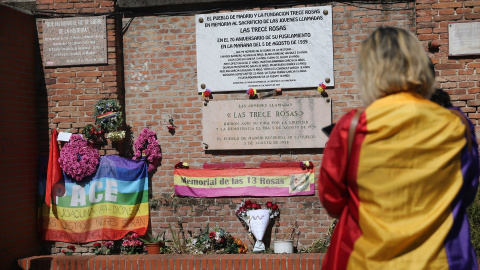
174, 167, 314, 197
38, 155, 149, 243
96, 111, 118, 119
319, 92, 479, 269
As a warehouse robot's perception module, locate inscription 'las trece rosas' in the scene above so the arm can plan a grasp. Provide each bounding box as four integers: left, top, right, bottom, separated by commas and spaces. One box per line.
202, 98, 331, 150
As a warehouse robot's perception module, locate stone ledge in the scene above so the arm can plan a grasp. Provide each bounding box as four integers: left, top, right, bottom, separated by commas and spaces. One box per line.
18, 253, 324, 270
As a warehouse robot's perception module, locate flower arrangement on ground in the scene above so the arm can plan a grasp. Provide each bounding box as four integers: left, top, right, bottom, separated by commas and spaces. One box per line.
185, 224, 248, 254
121, 232, 144, 254
62, 245, 75, 255
93, 241, 115, 255
133, 128, 162, 173
58, 134, 100, 181
236, 200, 280, 252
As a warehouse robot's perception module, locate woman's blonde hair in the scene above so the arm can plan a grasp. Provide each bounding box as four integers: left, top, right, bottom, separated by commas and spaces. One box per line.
356, 27, 435, 105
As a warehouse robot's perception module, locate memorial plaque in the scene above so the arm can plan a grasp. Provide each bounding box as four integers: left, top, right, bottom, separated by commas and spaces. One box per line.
196, 6, 333, 92
448, 22, 480, 56
42, 16, 107, 67
202, 98, 331, 150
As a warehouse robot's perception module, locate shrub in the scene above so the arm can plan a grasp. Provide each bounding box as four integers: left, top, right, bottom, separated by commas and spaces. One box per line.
467, 193, 480, 257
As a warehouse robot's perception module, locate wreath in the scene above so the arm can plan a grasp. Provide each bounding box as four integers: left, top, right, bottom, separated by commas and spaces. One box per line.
93, 99, 123, 133
133, 128, 162, 173
59, 134, 100, 181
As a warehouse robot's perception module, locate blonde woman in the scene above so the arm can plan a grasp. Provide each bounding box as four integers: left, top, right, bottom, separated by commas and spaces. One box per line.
319, 27, 479, 270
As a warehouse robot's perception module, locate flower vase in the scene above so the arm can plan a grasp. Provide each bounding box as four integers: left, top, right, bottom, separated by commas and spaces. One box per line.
273, 240, 294, 254
144, 242, 163, 254
248, 209, 270, 252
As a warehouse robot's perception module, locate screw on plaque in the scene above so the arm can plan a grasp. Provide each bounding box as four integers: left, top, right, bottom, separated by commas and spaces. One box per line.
325, 77, 330, 83
323, 10, 328, 15
201, 83, 206, 89
199, 17, 204, 23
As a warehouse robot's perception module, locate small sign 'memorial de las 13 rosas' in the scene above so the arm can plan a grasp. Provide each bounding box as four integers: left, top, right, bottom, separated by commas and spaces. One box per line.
42, 16, 107, 67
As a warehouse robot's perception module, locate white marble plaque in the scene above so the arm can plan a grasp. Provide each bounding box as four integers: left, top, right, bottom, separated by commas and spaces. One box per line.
196, 6, 333, 92
42, 16, 107, 67
449, 22, 480, 56
202, 98, 331, 150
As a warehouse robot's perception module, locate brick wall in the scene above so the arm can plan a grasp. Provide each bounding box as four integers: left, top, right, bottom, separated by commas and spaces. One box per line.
35, 0, 480, 256
121, 1, 416, 253
0, 5, 42, 269
417, 0, 480, 139
36, 0, 124, 156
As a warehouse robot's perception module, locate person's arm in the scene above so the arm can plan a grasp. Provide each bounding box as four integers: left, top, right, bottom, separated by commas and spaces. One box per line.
318, 110, 357, 218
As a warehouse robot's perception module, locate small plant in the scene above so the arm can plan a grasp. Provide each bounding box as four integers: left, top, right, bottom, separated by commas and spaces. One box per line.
93, 241, 115, 255
284, 219, 299, 241
140, 231, 166, 244
467, 193, 480, 257
302, 219, 337, 253
169, 221, 188, 254
61, 245, 75, 255
121, 232, 144, 254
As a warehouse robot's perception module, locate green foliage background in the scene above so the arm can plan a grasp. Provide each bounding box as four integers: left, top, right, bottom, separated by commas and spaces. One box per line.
467, 193, 480, 258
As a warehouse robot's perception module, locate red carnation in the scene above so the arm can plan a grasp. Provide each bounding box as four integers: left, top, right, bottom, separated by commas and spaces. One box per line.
93, 243, 101, 248
209, 232, 216, 238
203, 89, 211, 98
272, 204, 278, 211
244, 200, 252, 208
266, 201, 273, 208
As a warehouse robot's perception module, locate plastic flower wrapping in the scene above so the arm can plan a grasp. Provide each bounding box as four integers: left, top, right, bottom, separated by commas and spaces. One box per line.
236, 200, 279, 224
132, 128, 162, 173
236, 200, 280, 252
107, 130, 126, 142
58, 134, 100, 181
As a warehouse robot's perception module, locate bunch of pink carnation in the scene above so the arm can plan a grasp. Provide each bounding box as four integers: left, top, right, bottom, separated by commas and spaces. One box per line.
121, 232, 144, 254
132, 128, 162, 173
58, 134, 100, 181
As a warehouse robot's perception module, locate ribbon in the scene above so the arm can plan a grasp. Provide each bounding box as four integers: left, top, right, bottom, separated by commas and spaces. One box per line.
96, 111, 118, 119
